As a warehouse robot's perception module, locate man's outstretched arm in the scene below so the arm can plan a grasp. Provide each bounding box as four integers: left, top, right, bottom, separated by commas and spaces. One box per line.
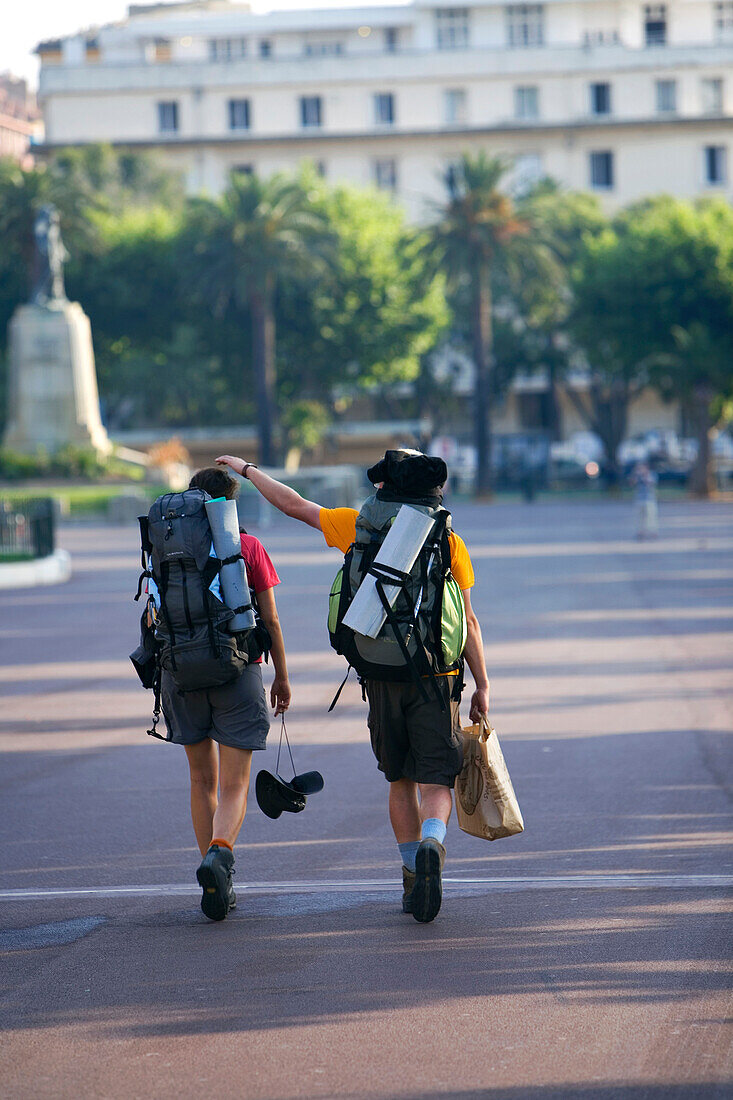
216, 455, 322, 529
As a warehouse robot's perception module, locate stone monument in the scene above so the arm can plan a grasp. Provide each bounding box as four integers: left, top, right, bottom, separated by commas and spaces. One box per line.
3, 204, 111, 455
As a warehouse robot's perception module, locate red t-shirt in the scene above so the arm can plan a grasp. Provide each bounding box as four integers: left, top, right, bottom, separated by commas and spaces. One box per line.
240, 532, 279, 665
241, 532, 280, 593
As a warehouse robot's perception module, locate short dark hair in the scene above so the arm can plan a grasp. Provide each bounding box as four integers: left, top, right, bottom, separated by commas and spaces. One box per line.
189, 466, 239, 500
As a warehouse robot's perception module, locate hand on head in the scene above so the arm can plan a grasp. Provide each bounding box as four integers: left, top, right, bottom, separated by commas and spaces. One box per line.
216, 455, 245, 476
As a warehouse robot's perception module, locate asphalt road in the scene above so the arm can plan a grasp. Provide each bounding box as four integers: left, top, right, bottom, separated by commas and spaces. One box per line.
1, 497, 732, 1100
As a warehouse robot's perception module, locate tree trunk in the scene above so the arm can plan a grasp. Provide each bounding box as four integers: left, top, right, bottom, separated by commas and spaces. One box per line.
250, 278, 277, 466
688, 385, 715, 498
546, 341, 563, 442
472, 258, 493, 497
590, 377, 629, 491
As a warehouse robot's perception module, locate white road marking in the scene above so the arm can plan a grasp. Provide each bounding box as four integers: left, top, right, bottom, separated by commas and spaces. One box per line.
0, 873, 731, 901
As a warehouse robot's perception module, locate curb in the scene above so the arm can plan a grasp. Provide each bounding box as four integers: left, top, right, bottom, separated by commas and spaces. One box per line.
0, 549, 72, 590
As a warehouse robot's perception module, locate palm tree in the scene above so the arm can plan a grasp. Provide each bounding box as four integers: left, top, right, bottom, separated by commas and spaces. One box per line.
426, 153, 532, 495
191, 170, 335, 466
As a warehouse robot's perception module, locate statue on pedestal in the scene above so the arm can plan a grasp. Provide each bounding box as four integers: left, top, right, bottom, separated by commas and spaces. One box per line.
3, 204, 111, 455
31, 205, 69, 306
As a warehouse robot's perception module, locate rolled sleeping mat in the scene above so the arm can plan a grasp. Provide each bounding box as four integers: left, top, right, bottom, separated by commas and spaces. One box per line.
204, 497, 256, 632
342, 505, 436, 639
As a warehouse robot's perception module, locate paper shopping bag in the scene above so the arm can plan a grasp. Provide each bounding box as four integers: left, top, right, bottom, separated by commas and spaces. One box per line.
455, 717, 524, 841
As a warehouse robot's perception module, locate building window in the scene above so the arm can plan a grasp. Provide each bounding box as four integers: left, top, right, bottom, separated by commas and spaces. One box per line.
590, 150, 614, 189
228, 98, 251, 131
656, 79, 676, 113
714, 2, 733, 42
644, 5, 667, 46
507, 5, 545, 48
514, 152, 543, 192
515, 85, 539, 119
701, 77, 724, 114
209, 37, 247, 62
152, 38, 172, 62
435, 8, 470, 50
259, 39, 272, 58
300, 95, 322, 128
233, 164, 254, 175
157, 101, 178, 133
705, 145, 727, 184
374, 92, 395, 125
590, 82, 612, 115
374, 158, 397, 191
384, 27, 399, 52
304, 40, 344, 56
444, 88, 467, 124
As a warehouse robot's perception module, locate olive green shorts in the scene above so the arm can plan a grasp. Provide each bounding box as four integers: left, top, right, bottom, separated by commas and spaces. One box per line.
365, 676, 463, 787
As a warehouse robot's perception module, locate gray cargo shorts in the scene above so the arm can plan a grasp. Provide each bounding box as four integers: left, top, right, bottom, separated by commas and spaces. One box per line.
161, 663, 270, 750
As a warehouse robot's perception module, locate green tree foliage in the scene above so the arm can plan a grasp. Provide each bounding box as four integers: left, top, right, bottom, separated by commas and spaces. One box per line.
570, 196, 733, 493
425, 152, 558, 494
187, 170, 336, 464
278, 181, 448, 403
2, 143, 730, 495
496, 184, 607, 442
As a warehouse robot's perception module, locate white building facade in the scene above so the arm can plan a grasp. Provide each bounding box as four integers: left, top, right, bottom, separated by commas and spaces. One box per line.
37, 0, 733, 216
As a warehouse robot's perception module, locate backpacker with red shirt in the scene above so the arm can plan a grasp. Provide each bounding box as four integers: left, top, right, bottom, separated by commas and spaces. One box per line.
130, 488, 270, 737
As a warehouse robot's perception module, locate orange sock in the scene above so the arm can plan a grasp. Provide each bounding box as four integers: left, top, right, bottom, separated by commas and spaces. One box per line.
210, 837, 233, 851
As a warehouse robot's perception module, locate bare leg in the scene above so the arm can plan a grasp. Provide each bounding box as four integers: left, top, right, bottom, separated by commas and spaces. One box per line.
210, 744, 253, 848
389, 778, 421, 843
184, 740, 219, 857
418, 783, 452, 827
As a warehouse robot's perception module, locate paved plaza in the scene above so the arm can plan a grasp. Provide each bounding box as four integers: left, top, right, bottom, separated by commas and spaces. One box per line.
0, 497, 731, 1099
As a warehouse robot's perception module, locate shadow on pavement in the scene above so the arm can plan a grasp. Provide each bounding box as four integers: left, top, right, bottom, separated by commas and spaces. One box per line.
1, 884, 730, 1037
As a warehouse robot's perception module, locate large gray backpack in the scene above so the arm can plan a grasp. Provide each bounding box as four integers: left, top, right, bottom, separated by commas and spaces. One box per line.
132, 489, 269, 737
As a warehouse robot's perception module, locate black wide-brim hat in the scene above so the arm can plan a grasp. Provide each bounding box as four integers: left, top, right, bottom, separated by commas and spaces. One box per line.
255, 769, 324, 819
367, 450, 447, 493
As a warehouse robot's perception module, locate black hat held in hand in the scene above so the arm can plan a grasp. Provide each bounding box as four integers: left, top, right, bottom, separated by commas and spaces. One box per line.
255, 769, 325, 819
255, 718, 325, 819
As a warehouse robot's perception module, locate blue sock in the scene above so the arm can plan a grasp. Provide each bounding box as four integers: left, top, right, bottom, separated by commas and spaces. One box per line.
422, 818, 447, 846
398, 841, 420, 872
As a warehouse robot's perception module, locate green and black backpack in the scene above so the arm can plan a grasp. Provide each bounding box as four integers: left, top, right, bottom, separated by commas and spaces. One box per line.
327, 494, 467, 709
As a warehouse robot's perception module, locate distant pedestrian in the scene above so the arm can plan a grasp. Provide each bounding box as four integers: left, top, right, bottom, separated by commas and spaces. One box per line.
143, 466, 291, 921
632, 462, 659, 539
216, 449, 491, 923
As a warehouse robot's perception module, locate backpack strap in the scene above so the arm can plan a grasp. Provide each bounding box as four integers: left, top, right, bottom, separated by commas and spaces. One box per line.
146, 655, 168, 741
134, 515, 155, 602
157, 561, 178, 669
373, 576, 435, 707
328, 665, 353, 712
366, 561, 410, 587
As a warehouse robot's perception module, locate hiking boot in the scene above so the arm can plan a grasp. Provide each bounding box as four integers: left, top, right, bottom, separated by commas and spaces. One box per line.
196, 844, 234, 922
402, 866, 416, 914
412, 838, 446, 924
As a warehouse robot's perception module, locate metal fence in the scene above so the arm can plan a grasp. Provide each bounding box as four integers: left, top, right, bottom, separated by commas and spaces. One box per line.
0, 498, 56, 560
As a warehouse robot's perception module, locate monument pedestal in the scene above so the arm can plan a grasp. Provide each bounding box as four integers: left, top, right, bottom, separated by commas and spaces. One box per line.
3, 301, 111, 455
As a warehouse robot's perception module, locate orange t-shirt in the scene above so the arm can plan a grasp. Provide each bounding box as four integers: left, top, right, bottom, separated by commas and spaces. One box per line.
319, 507, 475, 590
